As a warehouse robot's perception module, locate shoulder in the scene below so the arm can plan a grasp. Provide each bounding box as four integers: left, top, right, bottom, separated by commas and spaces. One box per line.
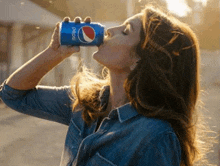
123, 113, 182, 165
136, 130, 181, 166
134, 115, 175, 141
133, 117, 181, 165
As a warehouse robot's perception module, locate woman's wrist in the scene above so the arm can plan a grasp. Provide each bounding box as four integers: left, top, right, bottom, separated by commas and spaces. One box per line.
45, 46, 68, 61
46, 46, 61, 57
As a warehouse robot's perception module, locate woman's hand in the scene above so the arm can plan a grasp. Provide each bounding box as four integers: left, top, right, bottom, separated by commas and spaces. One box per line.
48, 16, 91, 57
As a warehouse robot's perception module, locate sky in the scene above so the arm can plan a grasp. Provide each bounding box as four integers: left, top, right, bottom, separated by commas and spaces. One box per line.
165, 0, 208, 17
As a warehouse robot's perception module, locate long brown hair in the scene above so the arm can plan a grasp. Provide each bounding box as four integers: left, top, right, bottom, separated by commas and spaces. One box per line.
71, 5, 212, 166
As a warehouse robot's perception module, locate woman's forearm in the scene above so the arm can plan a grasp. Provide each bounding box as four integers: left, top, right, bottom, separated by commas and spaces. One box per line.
6, 47, 67, 90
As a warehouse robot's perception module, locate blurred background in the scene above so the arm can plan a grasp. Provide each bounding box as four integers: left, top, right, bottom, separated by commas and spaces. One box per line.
0, 0, 219, 165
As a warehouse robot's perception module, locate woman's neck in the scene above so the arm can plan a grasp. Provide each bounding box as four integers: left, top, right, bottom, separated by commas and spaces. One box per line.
105, 70, 129, 114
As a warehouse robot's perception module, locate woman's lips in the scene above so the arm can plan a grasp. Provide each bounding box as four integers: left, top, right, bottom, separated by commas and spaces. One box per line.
98, 37, 107, 49
98, 35, 109, 49
98, 44, 104, 50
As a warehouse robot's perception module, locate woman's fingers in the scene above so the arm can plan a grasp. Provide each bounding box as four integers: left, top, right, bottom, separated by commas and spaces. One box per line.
63, 17, 70, 22
74, 17, 82, 23
84, 16, 91, 23
63, 16, 91, 23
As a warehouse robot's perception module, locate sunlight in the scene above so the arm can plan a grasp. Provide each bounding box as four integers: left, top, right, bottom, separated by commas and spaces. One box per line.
165, 0, 208, 17
165, 0, 191, 17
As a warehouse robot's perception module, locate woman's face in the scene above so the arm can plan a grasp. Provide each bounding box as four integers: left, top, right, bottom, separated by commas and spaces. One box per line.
93, 13, 143, 72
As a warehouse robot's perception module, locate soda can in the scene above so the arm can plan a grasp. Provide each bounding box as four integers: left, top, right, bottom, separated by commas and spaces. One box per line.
60, 22, 105, 46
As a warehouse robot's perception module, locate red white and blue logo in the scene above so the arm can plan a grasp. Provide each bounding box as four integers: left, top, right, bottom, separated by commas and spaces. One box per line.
78, 26, 96, 43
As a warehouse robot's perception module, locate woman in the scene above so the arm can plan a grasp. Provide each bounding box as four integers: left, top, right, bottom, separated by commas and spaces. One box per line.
0, 5, 202, 166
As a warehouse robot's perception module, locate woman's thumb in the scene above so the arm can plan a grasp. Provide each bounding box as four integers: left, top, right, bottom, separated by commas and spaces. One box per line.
71, 46, 80, 52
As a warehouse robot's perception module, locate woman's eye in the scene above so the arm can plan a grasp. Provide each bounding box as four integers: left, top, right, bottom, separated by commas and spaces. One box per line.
122, 29, 128, 35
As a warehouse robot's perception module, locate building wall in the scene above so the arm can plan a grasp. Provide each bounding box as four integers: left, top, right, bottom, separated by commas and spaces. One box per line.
0, 0, 61, 27
0, 24, 10, 84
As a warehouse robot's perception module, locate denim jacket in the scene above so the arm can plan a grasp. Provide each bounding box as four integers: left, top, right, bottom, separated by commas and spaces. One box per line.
0, 81, 181, 166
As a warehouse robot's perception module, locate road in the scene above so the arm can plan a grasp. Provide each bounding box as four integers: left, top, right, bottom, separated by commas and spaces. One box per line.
0, 104, 68, 166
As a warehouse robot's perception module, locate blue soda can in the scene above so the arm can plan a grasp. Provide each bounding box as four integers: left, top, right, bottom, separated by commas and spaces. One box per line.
60, 22, 105, 46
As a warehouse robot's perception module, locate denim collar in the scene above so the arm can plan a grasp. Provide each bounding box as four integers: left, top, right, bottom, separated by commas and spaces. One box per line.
99, 86, 139, 123
116, 103, 139, 123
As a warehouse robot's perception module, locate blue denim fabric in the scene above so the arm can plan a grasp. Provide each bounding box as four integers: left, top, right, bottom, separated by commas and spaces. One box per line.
0, 81, 181, 166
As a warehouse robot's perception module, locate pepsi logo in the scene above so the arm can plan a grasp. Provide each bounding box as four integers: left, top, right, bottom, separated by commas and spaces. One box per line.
78, 26, 96, 43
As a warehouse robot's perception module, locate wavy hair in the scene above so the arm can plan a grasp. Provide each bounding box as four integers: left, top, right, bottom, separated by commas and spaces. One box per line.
71, 5, 214, 166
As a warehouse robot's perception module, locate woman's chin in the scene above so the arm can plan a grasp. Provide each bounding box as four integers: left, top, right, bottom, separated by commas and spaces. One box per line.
92, 50, 99, 60
93, 51, 109, 67
92, 50, 103, 63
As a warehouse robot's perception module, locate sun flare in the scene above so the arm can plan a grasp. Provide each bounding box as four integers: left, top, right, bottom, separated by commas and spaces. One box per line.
165, 0, 208, 17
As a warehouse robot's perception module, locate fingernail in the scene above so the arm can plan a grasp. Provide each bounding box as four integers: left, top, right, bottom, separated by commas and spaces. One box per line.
75, 17, 82, 21
64, 17, 70, 22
